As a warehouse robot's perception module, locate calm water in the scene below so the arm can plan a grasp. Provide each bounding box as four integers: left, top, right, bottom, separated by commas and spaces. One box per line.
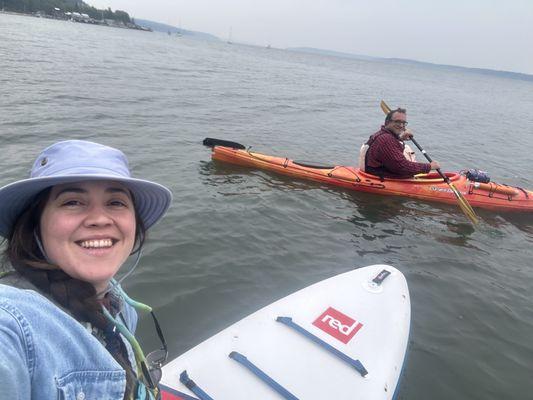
2, 13, 533, 399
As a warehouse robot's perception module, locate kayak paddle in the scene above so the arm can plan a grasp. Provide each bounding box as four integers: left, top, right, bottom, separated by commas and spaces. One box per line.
380, 100, 479, 225
203, 138, 246, 149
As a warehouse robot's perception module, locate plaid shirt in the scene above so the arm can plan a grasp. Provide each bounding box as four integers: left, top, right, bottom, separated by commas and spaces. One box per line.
365, 127, 431, 178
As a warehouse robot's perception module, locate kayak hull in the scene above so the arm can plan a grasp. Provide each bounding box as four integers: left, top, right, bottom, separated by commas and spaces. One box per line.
212, 146, 533, 213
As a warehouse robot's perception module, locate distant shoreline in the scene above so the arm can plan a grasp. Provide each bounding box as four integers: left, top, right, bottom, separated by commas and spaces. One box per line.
0, 9, 151, 32
288, 47, 533, 82
0, 10, 27, 17
3, 10, 531, 78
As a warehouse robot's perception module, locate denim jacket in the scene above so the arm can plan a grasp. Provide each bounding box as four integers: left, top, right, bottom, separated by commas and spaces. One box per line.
0, 274, 138, 400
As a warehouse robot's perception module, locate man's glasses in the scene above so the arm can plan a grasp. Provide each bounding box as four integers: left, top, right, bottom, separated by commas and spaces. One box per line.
391, 120, 408, 126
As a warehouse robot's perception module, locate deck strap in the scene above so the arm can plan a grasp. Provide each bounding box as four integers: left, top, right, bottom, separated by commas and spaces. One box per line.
229, 351, 299, 400
517, 187, 529, 198
276, 316, 368, 377
179, 370, 215, 400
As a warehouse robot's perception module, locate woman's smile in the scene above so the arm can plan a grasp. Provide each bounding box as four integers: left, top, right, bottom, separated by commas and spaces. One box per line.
78, 238, 116, 249
40, 180, 137, 292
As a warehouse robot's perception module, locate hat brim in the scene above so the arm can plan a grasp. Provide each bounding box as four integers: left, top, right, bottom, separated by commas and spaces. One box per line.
0, 174, 172, 237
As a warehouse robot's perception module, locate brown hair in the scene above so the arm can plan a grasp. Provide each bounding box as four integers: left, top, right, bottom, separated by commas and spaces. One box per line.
4, 186, 147, 398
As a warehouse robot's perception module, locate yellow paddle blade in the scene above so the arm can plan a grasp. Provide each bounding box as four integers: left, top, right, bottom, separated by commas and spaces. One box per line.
448, 183, 479, 224
380, 100, 392, 115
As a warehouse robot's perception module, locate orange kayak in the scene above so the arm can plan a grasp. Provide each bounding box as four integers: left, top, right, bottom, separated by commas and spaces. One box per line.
209, 142, 533, 213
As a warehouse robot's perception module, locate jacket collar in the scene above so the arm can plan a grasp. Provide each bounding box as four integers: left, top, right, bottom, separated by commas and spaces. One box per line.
381, 125, 400, 139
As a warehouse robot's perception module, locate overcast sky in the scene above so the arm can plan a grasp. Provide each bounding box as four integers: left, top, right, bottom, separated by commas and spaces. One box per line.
90, 0, 533, 75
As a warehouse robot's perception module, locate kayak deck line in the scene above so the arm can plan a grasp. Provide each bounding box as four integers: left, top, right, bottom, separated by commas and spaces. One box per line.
469, 181, 520, 197
246, 148, 461, 185
211, 145, 533, 213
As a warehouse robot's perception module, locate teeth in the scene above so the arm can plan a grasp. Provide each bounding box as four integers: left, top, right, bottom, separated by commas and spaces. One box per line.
80, 239, 113, 248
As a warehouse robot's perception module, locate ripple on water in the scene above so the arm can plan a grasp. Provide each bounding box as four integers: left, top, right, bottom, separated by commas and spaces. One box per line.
2, 14, 533, 398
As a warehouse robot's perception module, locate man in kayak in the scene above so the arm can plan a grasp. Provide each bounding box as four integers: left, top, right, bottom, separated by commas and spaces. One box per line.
360, 107, 440, 178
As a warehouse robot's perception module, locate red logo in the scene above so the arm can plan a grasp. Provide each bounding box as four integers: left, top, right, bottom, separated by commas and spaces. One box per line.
312, 307, 363, 344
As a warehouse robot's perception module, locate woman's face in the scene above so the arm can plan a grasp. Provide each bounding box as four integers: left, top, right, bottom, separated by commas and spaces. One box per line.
40, 180, 137, 293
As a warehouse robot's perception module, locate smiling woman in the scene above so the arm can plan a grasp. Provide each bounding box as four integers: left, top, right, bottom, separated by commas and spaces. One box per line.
0, 140, 172, 400
40, 181, 137, 293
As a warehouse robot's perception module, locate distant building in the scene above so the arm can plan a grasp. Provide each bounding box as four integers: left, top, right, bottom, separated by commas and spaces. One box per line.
67, 12, 93, 23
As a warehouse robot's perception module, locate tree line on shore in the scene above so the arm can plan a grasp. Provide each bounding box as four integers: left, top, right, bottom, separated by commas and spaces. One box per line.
2, 0, 132, 23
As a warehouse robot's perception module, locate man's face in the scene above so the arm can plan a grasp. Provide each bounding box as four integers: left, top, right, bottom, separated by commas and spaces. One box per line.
386, 112, 408, 136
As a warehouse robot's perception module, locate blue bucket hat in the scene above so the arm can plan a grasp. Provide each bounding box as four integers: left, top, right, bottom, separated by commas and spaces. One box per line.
0, 140, 172, 237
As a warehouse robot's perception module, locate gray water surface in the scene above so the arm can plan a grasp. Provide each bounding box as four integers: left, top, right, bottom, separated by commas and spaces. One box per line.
1, 13, 533, 400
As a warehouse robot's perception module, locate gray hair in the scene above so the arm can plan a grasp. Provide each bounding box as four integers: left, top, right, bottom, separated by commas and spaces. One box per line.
385, 107, 406, 124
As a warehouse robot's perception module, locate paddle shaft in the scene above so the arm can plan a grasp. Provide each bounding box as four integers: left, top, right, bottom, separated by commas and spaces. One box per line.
409, 137, 449, 183
380, 100, 478, 224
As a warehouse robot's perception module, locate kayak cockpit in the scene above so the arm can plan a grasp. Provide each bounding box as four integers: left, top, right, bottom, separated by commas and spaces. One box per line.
357, 170, 460, 183
293, 160, 336, 169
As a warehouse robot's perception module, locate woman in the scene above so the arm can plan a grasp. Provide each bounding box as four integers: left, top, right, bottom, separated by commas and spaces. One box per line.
0, 140, 173, 399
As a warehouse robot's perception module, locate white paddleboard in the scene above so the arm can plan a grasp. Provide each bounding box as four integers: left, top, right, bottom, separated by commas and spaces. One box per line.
160, 264, 410, 400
